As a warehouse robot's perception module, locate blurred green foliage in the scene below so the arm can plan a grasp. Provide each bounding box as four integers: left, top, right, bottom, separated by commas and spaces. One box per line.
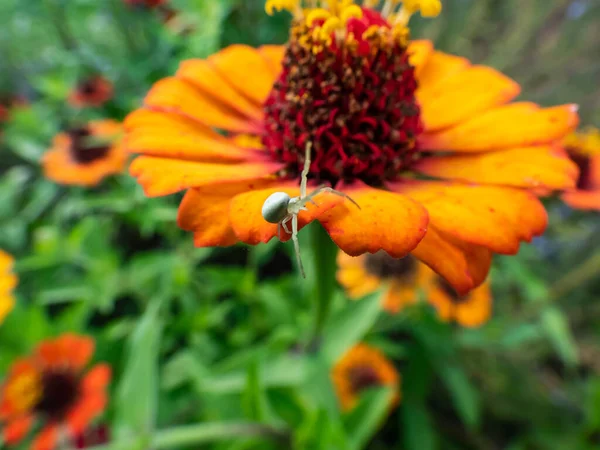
1, 0, 600, 449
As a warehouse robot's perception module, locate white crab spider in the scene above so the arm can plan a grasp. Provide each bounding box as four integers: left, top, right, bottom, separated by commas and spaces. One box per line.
261, 142, 360, 278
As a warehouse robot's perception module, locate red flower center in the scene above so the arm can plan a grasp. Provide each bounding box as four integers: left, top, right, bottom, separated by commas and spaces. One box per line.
262, 7, 422, 187
68, 127, 111, 164
348, 365, 382, 394
35, 370, 79, 420
568, 150, 593, 191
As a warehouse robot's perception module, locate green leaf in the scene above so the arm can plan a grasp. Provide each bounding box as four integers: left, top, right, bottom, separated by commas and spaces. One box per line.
401, 401, 438, 450
114, 300, 163, 439
541, 307, 578, 367
320, 294, 381, 364
344, 387, 395, 450
437, 364, 480, 429
242, 359, 267, 422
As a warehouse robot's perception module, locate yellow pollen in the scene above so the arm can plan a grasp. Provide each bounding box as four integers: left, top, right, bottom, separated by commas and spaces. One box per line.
564, 127, 600, 157
401, 0, 442, 17
340, 4, 363, 24
5, 371, 42, 414
306, 8, 333, 26
265, 0, 301, 16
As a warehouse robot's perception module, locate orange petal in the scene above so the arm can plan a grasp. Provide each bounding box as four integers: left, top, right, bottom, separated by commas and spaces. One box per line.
411, 226, 491, 295
561, 189, 600, 211
36, 334, 94, 371
144, 77, 259, 134
454, 282, 492, 328
259, 45, 285, 76
3, 415, 33, 445
229, 183, 346, 244
417, 50, 469, 90
0, 250, 14, 272
392, 181, 547, 255
209, 44, 277, 106
66, 393, 107, 437
129, 156, 282, 197
319, 182, 428, 258
124, 109, 257, 162
82, 364, 111, 394
382, 282, 418, 314
414, 145, 579, 190
31, 424, 58, 450
408, 40, 433, 77
177, 180, 279, 247
418, 66, 520, 132
419, 103, 580, 151
336, 253, 382, 299
177, 59, 262, 120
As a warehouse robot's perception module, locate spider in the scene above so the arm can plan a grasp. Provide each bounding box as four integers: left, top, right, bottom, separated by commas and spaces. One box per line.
261, 142, 360, 277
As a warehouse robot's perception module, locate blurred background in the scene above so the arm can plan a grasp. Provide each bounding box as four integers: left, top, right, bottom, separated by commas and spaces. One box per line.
1, 0, 600, 449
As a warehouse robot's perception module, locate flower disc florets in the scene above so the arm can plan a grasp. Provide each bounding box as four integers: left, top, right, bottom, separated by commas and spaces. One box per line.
263, 2, 425, 186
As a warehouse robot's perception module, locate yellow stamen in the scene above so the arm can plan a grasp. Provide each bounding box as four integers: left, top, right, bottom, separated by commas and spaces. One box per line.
402, 0, 442, 17
306, 8, 333, 25
565, 127, 600, 156
265, 0, 302, 16
340, 4, 363, 24
5, 371, 42, 414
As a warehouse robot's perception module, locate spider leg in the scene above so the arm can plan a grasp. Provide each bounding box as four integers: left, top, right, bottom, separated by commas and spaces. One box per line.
281, 216, 292, 235
300, 142, 311, 199
319, 187, 361, 209
291, 214, 305, 278
277, 222, 282, 241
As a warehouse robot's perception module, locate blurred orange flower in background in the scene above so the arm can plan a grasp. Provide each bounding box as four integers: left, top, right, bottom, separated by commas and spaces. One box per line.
0, 251, 17, 325
337, 250, 492, 326
125, 0, 579, 294
68, 76, 114, 109
332, 343, 400, 412
43, 120, 126, 187
0, 334, 111, 450
561, 127, 600, 210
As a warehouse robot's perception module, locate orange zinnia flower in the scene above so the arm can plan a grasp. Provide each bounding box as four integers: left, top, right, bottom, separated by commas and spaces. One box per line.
337, 250, 491, 326
332, 343, 400, 412
68, 76, 113, 108
43, 120, 126, 186
561, 127, 600, 210
125, 0, 579, 293
0, 251, 17, 325
0, 334, 111, 450
337, 251, 432, 313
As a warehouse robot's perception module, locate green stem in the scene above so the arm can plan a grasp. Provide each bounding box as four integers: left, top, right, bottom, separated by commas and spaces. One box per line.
85, 422, 290, 450
547, 251, 600, 302
308, 223, 338, 348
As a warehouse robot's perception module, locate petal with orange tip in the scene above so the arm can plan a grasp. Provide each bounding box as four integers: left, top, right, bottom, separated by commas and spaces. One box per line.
418, 66, 520, 132
319, 182, 428, 258
407, 40, 433, 77
129, 156, 283, 197
229, 183, 346, 245
410, 226, 491, 295
144, 77, 260, 134
124, 109, 256, 162
36, 334, 94, 371
178, 180, 278, 247
30, 424, 58, 450
561, 190, 600, 211
176, 59, 262, 120
81, 364, 111, 394
392, 181, 547, 255
3, 415, 34, 445
419, 103, 580, 151
259, 45, 285, 76
415, 146, 579, 190
417, 50, 469, 90
66, 393, 107, 436
209, 44, 277, 105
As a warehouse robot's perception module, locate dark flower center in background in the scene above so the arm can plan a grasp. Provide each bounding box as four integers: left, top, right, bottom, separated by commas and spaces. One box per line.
348, 365, 381, 393
262, 8, 422, 187
68, 127, 111, 164
568, 150, 592, 190
436, 277, 469, 304
365, 251, 416, 280
35, 370, 79, 419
